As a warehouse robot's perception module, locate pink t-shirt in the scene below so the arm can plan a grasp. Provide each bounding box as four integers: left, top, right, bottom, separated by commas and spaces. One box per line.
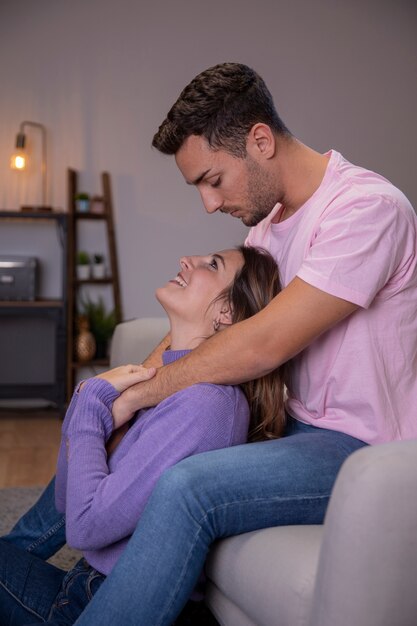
246, 150, 417, 444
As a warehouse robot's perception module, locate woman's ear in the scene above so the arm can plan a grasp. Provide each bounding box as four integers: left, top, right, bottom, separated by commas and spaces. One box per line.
218, 304, 233, 327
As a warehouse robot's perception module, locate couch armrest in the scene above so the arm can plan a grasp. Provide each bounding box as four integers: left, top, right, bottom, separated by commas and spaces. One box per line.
310, 438, 417, 626
110, 317, 170, 368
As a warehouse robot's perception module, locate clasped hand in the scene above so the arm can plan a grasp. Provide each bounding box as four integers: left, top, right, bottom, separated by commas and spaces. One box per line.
95, 364, 156, 428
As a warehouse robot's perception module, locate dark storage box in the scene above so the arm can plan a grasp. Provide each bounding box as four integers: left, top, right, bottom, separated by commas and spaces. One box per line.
0, 256, 38, 301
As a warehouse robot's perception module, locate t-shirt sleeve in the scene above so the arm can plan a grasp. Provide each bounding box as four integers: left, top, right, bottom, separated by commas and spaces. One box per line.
296, 193, 416, 308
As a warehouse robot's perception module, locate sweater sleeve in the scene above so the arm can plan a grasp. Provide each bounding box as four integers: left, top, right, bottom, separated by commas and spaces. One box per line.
62, 378, 118, 544
65, 383, 249, 551
55, 383, 84, 512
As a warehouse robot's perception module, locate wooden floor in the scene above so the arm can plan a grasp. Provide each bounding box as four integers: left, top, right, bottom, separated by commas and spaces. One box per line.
0, 409, 62, 488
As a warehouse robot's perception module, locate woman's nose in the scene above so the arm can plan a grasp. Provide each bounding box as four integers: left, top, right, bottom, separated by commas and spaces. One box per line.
180, 256, 194, 270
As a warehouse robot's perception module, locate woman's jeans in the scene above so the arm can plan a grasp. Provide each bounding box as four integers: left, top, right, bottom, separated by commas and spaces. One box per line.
2, 419, 367, 626
3, 477, 66, 559
0, 547, 105, 625
1, 480, 105, 625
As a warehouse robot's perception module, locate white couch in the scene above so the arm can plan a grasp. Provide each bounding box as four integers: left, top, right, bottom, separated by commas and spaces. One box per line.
111, 318, 417, 626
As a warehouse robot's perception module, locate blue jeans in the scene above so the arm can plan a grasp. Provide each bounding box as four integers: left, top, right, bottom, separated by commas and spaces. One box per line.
2, 419, 367, 625
1, 480, 106, 625
0, 544, 105, 625
3, 477, 66, 559
71, 418, 367, 626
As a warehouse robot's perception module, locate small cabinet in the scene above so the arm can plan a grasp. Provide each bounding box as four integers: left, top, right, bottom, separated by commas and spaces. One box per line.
0, 211, 68, 415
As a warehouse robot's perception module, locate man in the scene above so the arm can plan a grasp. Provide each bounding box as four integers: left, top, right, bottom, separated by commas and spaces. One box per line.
75, 63, 417, 625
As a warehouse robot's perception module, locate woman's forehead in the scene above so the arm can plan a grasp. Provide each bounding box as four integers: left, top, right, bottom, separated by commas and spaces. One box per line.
213, 249, 243, 272
216, 248, 242, 261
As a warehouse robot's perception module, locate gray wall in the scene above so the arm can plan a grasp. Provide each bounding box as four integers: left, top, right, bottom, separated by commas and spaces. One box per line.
1, 0, 416, 319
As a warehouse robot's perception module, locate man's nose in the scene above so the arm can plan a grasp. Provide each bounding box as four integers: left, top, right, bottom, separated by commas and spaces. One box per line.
199, 188, 223, 214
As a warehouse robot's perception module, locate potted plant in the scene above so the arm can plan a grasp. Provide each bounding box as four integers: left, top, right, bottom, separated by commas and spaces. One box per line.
74, 192, 90, 213
90, 195, 105, 214
76, 250, 91, 280
92, 253, 106, 279
80, 295, 116, 359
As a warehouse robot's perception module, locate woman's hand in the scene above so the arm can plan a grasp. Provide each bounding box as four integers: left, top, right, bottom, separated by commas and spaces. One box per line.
95, 364, 156, 393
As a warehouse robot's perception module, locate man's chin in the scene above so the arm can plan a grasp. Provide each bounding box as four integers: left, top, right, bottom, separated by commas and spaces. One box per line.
223, 208, 267, 227
229, 211, 255, 227
241, 214, 264, 227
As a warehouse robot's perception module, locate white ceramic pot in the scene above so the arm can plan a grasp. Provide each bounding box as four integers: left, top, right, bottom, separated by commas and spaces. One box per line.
92, 263, 105, 279
76, 264, 91, 280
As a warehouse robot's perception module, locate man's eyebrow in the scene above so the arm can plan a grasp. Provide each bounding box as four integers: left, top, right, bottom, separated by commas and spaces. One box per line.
187, 169, 212, 185
212, 253, 226, 269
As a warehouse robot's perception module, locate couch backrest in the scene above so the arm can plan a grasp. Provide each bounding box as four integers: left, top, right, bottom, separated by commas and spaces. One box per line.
110, 317, 170, 367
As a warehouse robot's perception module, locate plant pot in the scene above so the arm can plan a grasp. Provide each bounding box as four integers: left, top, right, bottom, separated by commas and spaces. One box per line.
90, 197, 104, 214
76, 264, 91, 280
92, 263, 105, 279
76, 199, 90, 213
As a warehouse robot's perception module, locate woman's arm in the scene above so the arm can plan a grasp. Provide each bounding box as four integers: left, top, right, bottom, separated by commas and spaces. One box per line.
55, 385, 83, 512
64, 381, 246, 551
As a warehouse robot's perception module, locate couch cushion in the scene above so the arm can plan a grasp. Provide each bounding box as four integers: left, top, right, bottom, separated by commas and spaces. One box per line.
309, 439, 417, 626
110, 317, 169, 367
206, 525, 323, 626
206, 585, 258, 626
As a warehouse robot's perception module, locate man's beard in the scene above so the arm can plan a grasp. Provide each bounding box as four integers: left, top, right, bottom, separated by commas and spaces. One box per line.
242, 157, 280, 227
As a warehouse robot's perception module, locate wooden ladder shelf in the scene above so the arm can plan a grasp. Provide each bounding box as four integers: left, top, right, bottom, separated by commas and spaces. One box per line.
66, 169, 122, 399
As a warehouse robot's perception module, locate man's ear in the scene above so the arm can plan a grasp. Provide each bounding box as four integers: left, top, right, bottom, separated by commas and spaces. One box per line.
246, 123, 276, 160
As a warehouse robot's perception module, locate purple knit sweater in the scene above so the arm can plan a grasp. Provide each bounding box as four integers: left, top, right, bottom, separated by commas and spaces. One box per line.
55, 350, 250, 575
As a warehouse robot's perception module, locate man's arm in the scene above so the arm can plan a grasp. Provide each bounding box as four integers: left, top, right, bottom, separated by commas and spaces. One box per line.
113, 277, 358, 426
142, 333, 171, 368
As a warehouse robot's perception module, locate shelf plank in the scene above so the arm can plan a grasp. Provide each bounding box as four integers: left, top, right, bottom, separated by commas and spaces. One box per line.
72, 358, 110, 369
0, 210, 66, 221
74, 212, 107, 220
0, 299, 64, 308
74, 278, 113, 286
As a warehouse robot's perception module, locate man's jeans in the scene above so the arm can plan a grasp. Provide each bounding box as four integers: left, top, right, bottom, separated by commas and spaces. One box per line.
73, 417, 367, 626
2, 418, 367, 626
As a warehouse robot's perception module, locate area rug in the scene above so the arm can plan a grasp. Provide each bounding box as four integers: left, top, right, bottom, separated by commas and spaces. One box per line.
0, 486, 81, 570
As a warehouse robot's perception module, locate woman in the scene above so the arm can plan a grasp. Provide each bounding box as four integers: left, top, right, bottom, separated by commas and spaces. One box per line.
0, 245, 286, 626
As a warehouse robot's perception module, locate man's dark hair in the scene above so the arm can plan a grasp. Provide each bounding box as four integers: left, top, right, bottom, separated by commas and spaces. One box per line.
152, 62, 291, 158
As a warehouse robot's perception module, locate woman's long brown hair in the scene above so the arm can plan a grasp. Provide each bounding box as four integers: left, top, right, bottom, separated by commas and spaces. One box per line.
218, 245, 287, 442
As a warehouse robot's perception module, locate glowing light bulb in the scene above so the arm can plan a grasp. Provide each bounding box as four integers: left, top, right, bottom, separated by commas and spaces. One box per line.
11, 152, 26, 170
